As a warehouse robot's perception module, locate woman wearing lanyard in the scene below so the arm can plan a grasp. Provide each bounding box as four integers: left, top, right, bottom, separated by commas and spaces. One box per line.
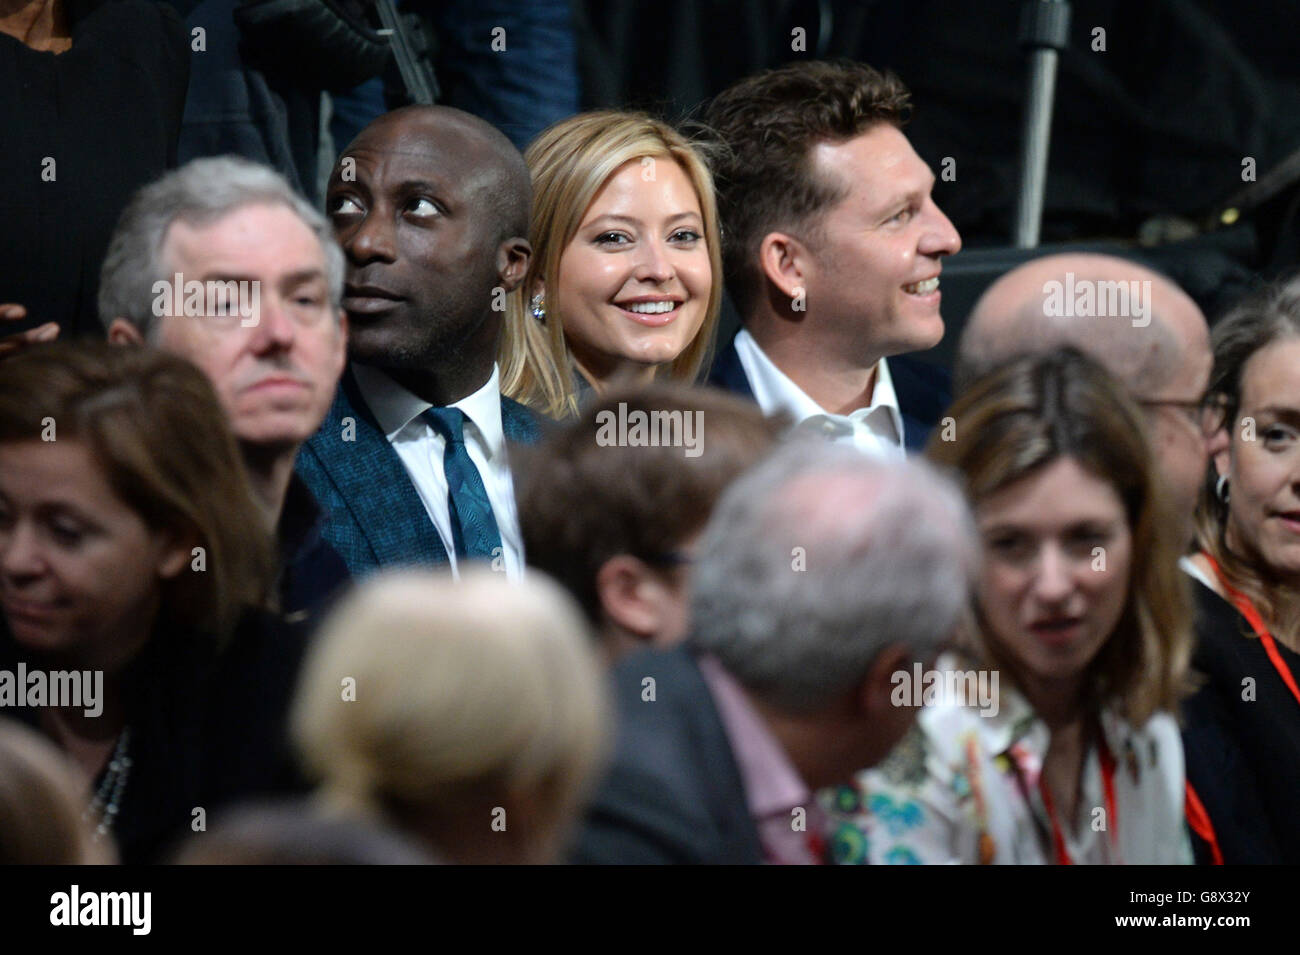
824, 349, 1194, 863
1184, 282, 1300, 862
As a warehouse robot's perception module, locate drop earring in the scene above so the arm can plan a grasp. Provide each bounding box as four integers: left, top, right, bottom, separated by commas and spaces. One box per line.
530, 293, 546, 323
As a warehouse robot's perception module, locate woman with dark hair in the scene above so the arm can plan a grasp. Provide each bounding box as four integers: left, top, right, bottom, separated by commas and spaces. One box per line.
1183, 280, 1300, 862
0, 341, 304, 863
826, 349, 1194, 863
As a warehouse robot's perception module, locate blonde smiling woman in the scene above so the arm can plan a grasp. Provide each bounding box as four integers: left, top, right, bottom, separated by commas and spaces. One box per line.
500, 111, 723, 419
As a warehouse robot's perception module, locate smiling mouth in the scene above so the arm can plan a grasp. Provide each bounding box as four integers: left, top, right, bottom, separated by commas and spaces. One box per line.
1277, 512, 1300, 532
903, 277, 940, 296
614, 299, 684, 326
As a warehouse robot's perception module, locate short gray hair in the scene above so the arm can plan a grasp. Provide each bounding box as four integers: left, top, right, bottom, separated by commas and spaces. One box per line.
98, 156, 345, 338
690, 440, 979, 712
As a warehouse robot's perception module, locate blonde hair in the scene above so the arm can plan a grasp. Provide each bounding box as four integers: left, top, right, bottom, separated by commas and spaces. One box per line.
499, 111, 723, 419
928, 349, 1193, 725
290, 569, 610, 858
0, 721, 115, 864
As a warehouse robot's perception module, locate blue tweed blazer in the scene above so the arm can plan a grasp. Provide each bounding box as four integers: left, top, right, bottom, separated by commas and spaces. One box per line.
295, 364, 544, 577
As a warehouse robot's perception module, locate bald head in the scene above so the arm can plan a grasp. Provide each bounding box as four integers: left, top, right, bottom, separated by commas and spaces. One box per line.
958, 252, 1213, 547
346, 105, 532, 242
958, 253, 1208, 398
327, 105, 534, 377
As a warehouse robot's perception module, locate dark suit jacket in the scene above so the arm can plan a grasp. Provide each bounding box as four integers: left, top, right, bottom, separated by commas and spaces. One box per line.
295, 365, 544, 577
707, 332, 951, 453
1182, 579, 1293, 864
571, 645, 764, 864
277, 473, 349, 625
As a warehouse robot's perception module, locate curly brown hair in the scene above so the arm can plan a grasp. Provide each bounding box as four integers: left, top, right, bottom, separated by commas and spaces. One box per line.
702, 60, 911, 316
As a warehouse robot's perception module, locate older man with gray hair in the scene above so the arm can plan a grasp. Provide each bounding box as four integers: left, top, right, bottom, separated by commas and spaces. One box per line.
101, 156, 349, 621
572, 439, 979, 864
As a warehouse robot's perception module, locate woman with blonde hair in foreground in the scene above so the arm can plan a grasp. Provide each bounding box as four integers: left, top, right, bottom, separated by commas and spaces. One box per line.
0, 719, 114, 864
291, 568, 610, 864
500, 110, 723, 418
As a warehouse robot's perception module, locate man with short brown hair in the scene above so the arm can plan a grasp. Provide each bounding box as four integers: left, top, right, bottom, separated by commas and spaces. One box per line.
518, 384, 782, 664
705, 60, 961, 455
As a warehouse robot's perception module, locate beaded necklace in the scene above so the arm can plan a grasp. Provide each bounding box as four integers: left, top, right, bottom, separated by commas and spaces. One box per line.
83, 727, 131, 841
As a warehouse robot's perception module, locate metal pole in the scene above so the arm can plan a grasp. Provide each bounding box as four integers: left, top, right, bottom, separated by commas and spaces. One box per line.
1013, 0, 1071, 248
375, 0, 437, 106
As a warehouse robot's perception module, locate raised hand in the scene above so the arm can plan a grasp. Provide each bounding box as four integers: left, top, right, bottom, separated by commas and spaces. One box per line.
0, 304, 59, 358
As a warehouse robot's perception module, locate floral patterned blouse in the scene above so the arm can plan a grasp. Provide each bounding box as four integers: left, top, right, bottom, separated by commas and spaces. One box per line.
822, 655, 1192, 864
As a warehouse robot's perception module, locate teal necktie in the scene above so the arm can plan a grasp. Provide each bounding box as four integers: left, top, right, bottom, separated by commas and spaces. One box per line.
421, 407, 503, 561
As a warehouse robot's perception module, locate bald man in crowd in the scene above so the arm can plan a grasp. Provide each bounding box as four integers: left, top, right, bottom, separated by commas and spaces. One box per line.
957, 253, 1212, 546
956, 253, 1275, 864
297, 105, 542, 577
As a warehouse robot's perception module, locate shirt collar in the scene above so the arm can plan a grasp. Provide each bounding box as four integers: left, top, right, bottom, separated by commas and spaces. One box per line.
732, 328, 904, 443
1180, 555, 1217, 592
697, 654, 812, 820
352, 363, 506, 460
917, 651, 1042, 759
921, 651, 1142, 775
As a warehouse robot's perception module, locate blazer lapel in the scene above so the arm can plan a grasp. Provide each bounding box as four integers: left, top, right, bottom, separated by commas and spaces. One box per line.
310, 367, 448, 567
500, 394, 546, 445
887, 355, 952, 453
705, 333, 756, 399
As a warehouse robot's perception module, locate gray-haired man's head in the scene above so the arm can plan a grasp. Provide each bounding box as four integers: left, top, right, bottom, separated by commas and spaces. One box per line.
101, 157, 347, 454
690, 439, 978, 718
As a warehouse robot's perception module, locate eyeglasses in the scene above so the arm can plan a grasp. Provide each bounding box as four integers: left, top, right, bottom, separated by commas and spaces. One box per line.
1137, 394, 1229, 437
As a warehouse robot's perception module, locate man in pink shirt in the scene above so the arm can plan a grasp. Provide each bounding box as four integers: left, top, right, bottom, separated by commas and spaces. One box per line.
572, 440, 979, 864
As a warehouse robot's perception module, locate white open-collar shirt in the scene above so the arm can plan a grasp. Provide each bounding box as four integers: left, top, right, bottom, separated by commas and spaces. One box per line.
352, 362, 525, 579
733, 328, 905, 458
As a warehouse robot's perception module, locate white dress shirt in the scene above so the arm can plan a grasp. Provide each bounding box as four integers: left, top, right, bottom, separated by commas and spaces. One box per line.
732, 328, 905, 458
352, 362, 525, 580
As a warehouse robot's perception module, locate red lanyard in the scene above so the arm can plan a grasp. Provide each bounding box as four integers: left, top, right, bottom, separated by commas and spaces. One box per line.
1037, 728, 1118, 865
1203, 553, 1300, 709
1184, 781, 1225, 865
